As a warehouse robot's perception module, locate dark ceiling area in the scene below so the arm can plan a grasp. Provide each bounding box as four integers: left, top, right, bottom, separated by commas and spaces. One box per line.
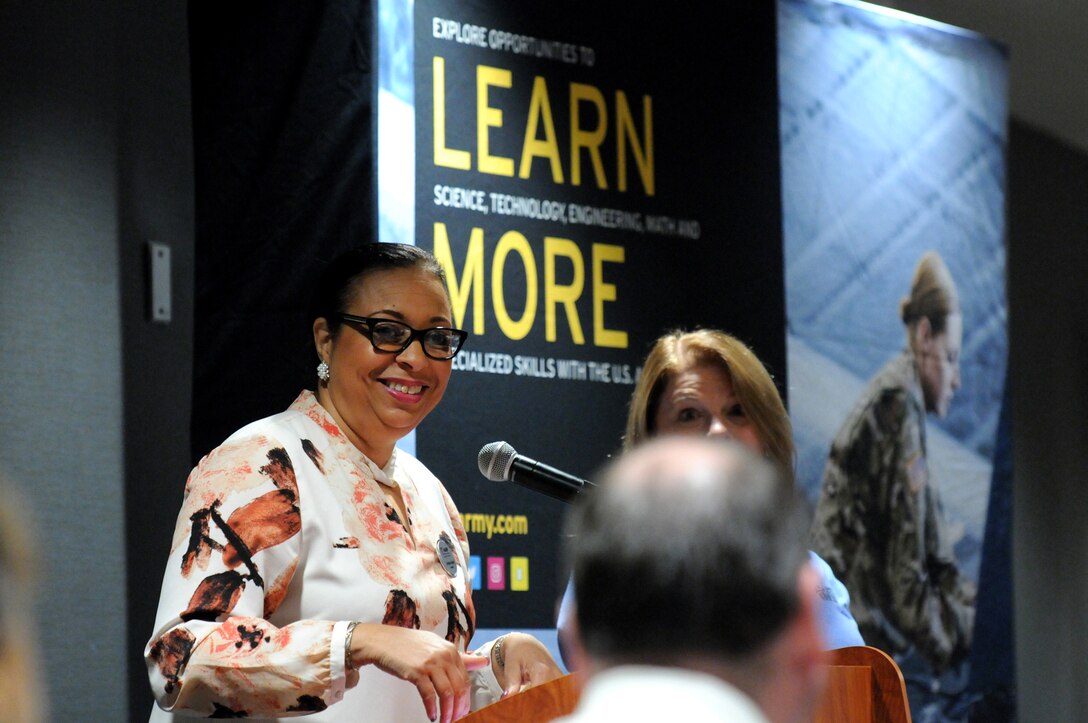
877, 0, 1087, 152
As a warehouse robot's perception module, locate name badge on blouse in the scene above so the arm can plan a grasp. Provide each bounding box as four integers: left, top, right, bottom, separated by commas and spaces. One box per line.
437, 532, 460, 577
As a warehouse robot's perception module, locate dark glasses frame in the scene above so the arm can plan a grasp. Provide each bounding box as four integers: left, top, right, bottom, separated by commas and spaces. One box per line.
335, 313, 467, 360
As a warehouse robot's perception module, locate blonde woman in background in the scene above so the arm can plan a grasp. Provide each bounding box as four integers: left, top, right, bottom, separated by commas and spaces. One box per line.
556, 328, 863, 667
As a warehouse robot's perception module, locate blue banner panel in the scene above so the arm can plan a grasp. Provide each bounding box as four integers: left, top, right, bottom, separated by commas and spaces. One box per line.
778, 1, 1012, 719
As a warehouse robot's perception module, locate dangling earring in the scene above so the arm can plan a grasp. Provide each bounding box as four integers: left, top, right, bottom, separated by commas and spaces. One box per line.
317, 361, 330, 383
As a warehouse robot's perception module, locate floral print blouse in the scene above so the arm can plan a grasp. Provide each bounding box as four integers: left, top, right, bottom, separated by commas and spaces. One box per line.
146, 391, 499, 721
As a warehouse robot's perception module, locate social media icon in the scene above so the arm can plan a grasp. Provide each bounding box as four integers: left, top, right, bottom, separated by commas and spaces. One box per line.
511, 557, 529, 591
487, 557, 505, 590
469, 555, 481, 590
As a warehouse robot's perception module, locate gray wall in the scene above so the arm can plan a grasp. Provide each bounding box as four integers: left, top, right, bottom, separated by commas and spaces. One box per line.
0, 2, 126, 720
0, 1, 192, 720
1, 3, 1086, 722
118, 2, 196, 718
1007, 122, 1088, 722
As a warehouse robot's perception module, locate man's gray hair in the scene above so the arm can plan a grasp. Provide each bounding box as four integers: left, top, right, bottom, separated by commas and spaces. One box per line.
563, 436, 810, 663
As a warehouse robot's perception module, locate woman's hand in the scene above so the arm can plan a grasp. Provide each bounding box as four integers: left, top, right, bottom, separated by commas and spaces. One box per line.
491, 632, 564, 698
350, 623, 489, 723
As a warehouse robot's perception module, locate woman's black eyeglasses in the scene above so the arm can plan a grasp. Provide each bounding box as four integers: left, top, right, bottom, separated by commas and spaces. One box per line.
336, 314, 467, 360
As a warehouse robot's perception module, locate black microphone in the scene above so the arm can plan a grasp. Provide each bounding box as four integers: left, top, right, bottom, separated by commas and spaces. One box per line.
477, 441, 595, 504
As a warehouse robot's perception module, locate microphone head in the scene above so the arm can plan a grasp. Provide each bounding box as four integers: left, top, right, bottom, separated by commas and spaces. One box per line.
478, 441, 518, 481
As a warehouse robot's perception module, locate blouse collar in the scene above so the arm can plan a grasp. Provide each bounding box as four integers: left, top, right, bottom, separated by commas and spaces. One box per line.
291, 390, 401, 488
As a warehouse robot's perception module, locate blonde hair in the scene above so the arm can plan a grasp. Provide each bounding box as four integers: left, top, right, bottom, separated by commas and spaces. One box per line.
624, 329, 796, 485
900, 251, 960, 336
0, 475, 45, 723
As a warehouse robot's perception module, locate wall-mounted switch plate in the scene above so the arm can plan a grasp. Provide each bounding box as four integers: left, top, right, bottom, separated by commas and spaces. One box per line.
149, 241, 171, 323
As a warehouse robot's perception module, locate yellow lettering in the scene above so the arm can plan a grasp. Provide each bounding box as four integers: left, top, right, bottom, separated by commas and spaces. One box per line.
432, 223, 485, 334
544, 237, 585, 344
592, 243, 627, 348
477, 65, 514, 177
519, 76, 564, 183
570, 83, 608, 189
432, 225, 626, 348
433, 57, 471, 170
433, 60, 653, 196
491, 232, 537, 340
616, 91, 654, 196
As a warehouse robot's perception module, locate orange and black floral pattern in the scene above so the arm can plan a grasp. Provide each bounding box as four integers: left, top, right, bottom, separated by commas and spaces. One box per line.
146, 392, 481, 721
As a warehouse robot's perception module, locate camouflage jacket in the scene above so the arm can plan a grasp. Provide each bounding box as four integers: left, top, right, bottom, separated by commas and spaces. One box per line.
810, 352, 974, 672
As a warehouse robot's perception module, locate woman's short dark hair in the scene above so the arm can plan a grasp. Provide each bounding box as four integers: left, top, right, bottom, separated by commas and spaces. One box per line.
308, 243, 448, 332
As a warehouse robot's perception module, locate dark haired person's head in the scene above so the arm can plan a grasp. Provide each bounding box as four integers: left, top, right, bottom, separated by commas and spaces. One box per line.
563, 436, 824, 721
310, 243, 464, 467
308, 243, 449, 332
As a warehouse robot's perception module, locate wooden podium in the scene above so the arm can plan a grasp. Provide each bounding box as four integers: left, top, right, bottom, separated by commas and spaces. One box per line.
813, 646, 912, 723
460, 673, 582, 723
461, 646, 910, 722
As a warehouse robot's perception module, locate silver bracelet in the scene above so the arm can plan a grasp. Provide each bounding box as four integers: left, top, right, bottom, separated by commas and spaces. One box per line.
492, 634, 508, 672
344, 621, 360, 672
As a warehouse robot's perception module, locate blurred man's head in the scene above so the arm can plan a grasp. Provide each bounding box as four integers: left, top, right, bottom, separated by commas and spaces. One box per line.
0, 473, 45, 723
563, 436, 826, 723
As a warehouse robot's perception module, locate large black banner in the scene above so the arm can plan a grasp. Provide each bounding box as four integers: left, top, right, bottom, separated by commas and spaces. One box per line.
405, 0, 784, 629
190, 0, 785, 639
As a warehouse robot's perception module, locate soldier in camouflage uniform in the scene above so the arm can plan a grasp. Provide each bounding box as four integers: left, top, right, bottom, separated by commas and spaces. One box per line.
810, 251, 975, 674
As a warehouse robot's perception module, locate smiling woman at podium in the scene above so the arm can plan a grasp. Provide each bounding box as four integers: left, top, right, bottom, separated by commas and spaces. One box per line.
146, 244, 561, 723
